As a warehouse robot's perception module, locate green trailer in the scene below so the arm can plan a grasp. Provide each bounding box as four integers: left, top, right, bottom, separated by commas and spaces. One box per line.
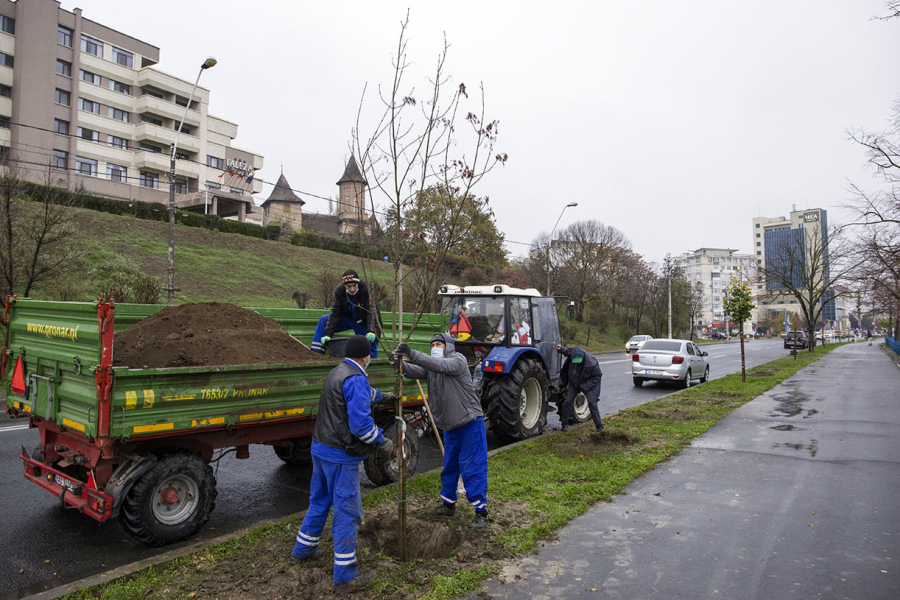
4, 297, 442, 546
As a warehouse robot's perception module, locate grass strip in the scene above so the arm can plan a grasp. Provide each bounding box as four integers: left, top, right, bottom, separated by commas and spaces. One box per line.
64, 344, 842, 599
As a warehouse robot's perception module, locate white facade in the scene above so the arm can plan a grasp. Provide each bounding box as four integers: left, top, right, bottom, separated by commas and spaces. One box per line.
674, 248, 753, 330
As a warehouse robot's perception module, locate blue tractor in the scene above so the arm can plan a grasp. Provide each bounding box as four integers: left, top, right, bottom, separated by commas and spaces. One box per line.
437, 284, 580, 442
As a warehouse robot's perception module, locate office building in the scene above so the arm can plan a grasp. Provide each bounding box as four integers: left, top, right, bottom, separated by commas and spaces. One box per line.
0, 0, 263, 221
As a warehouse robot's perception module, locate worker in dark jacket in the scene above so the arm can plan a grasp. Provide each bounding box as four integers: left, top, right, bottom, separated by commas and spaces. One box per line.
292, 335, 396, 592
557, 344, 604, 432
311, 269, 382, 357
394, 333, 489, 529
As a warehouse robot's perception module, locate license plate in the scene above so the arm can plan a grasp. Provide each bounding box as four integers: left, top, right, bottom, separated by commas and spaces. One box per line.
54, 474, 78, 491
646, 370, 664, 375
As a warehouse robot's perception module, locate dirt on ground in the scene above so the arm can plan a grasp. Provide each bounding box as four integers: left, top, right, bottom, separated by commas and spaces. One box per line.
145, 493, 538, 600
113, 302, 334, 368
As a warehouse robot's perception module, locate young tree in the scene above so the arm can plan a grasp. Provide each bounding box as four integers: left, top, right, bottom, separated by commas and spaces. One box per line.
722, 273, 755, 382
756, 222, 855, 352
352, 14, 506, 345
688, 281, 706, 340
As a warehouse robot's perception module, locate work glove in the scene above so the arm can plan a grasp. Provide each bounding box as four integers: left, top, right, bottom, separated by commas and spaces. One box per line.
381, 392, 401, 404
366, 332, 377, 343
321, 336, 331, 344
395, 342, 412, 358
377, 437, 394, 456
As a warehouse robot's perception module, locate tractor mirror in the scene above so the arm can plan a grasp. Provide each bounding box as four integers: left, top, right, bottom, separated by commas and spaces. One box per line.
566, 301, 575, 319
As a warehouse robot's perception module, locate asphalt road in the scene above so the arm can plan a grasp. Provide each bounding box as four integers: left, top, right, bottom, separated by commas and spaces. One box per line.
0, 337, 811, 597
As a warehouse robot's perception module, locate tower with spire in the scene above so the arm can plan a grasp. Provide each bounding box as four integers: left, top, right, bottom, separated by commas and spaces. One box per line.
260, 169, 305, 232
336, 156, 371, 237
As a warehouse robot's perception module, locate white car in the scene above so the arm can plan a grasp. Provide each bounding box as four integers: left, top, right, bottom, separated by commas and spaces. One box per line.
632, 339, 710, 388
625, 335, 653, 354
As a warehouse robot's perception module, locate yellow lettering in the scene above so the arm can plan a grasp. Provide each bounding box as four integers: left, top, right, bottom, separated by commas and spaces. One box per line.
26, 322, 80, 342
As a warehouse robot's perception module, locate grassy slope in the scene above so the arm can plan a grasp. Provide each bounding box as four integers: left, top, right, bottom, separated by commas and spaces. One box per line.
57, 207, 395, 307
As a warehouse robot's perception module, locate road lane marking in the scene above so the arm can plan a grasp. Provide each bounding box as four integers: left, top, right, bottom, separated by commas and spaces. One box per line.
0, 424, 30, 433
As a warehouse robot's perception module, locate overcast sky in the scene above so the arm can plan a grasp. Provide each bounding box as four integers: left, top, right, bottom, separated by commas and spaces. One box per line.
65, 0, 899, 265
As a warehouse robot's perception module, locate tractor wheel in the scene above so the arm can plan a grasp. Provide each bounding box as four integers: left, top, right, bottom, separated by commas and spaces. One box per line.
119, 451, 217, 547
364, 422, 420, 487
484, 357, 549, 443
273, 437, 313, 466
571, 392, 591, 424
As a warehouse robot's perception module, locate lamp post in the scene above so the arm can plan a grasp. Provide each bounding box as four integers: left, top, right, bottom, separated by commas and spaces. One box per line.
546, 202, 578, 296
167, 56, 217, 306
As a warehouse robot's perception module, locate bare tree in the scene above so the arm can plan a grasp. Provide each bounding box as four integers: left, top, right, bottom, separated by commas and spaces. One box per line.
688, 281, 705, 340
352, 14, 507, 346
875, 1, 900, 20
756, 222, 856, 351
0, 162, 80, 297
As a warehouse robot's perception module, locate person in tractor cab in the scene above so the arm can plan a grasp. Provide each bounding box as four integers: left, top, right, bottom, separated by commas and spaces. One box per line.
556, 344, 604, 433
291, 335, 398, 592
393, 333, 490, 529
311, 269, 381, 357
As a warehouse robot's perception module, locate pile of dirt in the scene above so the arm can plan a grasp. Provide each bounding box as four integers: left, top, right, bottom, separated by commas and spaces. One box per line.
113, 302, 334, 368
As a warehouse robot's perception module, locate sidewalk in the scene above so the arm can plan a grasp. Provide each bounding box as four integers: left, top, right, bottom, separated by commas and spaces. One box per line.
476, 342, 900, 599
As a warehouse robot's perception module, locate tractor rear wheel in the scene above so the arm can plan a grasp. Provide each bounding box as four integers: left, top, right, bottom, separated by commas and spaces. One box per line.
484, 357, 549, 443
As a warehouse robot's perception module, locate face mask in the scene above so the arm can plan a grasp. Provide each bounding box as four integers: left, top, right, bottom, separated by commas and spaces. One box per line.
431, 348, 444, 359
572, 356, 583, 363
346, 288, 358, 297
362, 358, 370, 370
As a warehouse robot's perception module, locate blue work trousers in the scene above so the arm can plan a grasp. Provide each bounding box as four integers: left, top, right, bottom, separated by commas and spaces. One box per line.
311, 314, 377, 357
440, 417, 488, 513
292, 457, 364, 584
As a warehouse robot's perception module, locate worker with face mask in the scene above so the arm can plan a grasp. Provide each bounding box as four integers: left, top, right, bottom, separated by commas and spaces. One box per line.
393, 333, 489, 529
556, 344, 604, 432
311, 269, 383, 357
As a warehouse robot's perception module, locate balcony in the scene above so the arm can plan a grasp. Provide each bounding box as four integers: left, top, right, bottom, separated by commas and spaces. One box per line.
77, 111, 133, 139
133, 122, 200, 154
136, 68, 209, 105
76, 81, 133, 112
135, 94, 201, 128
134, 151, 169, 172
79, 54, 134, 85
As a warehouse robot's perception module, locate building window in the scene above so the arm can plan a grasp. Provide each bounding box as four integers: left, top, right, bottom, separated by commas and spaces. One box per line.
77, 127, 99, 142
55, 89, 70, 106
0, 116, 8, 129
56, 59, 71, 77
176, 125, 191, 135
141, 87, 163, 99
110, 80, 130, 95
0, 52, 13, 68
58, 25, 72, 47
140, 142, 162, 153
52, 149, 68, 170
107, 163, 127, 182
54, 119, 69, 135
206, 181, 221, 190
206, 155, 224, 169
756, 251, 761, 256
78, 98, 99, 114
81, 35, 103, 57
140, 171, 159, 189
75, 156, 98, 177
109, 107, 129, 122
756, 242, 761, 247
755, 223, 760, 228
230, 187, 244, 196
757, 260, 762, 265
79, 69, 100, 85
111, 47, 133, 68
0, 84, 10, 98
173, 179, 187, 194
108, 135, 128, 150
0, 15, 15, 35
141, 115, 163, 127
756, 233, 760, 238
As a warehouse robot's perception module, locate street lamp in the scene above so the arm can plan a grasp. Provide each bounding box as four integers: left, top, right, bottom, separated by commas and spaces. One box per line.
167, 56, 217, 306
546, 202, 578, 296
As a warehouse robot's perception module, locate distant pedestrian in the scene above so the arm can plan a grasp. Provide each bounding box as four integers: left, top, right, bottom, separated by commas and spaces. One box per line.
311, 269, 382, 357
868, 330, 872, 346
393, 333, 490, 529
556, 344, 604, 433
291, 335, 397, 592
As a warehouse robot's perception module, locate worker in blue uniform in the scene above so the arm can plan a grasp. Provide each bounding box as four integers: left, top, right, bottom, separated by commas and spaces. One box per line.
394, 333, 489, 529
311, 269, 381, 357
291, 335, 397, 592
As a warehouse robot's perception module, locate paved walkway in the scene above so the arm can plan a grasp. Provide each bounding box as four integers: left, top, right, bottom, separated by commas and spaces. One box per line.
477, 342, 900, 599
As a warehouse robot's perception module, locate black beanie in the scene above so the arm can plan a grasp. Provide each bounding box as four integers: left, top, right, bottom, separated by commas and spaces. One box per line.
345, 335, 371, 359
431, 333, 446, 345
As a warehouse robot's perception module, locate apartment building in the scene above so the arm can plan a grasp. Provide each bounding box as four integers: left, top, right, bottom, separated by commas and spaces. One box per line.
674, 248, 752, 331
0, 0, 263, 221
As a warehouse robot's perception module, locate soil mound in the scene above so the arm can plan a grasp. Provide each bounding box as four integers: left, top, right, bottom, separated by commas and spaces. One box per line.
113, 302, 333, 368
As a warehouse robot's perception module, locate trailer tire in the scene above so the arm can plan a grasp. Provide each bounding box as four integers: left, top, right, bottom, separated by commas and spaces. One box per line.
364, 423, 419, 487
119, 451, 217, 547
484, 357, 549, 443
273, 438, 313, 466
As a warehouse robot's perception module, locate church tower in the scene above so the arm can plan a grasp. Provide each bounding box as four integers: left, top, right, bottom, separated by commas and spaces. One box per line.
336, 156, 371, 237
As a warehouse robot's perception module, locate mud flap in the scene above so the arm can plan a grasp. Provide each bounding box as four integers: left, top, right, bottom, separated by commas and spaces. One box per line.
105, 454, 158, 518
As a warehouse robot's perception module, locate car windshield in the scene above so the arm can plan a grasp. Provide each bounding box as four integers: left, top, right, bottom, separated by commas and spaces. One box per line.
439, 296, 506, 343
628, 336, 646, 343
640, 340, 683, 352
